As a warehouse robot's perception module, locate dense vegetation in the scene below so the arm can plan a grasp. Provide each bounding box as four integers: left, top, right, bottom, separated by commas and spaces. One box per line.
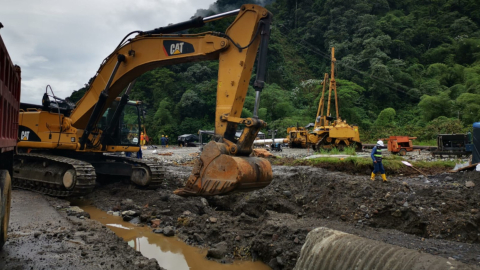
70, 0, 480, 144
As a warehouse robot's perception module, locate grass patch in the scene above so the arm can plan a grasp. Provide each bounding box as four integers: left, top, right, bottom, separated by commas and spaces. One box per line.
415, 140, 437, 146
330, 147, 340, 155
315, 146, 357, 155
344, 146, 357, 155
413, 160, 456, 169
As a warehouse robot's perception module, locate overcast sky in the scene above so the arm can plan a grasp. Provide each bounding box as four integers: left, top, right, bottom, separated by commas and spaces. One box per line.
1, 0, 216, 104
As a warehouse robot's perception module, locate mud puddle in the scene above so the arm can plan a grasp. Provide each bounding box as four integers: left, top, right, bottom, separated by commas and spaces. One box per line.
79, 203, 271, 270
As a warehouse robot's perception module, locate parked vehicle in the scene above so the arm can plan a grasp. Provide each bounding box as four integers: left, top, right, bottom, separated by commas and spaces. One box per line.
0, 27, 21, 248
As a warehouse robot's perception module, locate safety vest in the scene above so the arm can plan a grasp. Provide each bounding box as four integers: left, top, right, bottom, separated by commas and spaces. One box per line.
374, 147, 382, 162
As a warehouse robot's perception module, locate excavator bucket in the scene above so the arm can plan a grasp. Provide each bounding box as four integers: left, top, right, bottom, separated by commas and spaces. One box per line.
174, 141, 273, 196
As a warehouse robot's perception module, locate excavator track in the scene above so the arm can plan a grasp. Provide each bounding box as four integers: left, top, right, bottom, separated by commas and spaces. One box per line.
13, 153, 96, 197
99, 155, 166, 188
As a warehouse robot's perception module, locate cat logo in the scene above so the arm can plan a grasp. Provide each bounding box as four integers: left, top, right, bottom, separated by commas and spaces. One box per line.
170, 42, 184, 55
163, 40, 195, 56
21, 131, 30, 141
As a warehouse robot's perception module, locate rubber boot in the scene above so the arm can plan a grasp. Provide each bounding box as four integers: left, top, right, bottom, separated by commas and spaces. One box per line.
381, 174, 388, 182
370, 172, 375, 181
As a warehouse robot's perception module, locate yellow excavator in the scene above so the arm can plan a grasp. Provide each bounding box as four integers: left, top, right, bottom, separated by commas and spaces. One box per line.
308, 47, 362, 151
13, 4, 273, 197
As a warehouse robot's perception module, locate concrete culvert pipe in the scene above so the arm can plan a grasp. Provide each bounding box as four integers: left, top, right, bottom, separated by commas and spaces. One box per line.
294, 227, 479, 270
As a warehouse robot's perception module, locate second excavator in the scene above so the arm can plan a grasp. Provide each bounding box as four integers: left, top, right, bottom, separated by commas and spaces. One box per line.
14, 4, 273, 197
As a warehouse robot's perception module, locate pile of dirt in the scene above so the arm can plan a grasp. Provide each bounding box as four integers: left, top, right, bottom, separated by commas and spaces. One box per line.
85, 165, 480, 270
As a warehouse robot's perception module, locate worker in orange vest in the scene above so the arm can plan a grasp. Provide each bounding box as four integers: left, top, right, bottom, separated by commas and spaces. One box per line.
140, 132, 145, 146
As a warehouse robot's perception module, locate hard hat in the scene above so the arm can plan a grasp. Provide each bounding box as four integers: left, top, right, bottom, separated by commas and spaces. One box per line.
377, 140, 384, 147
162, 135, 164, 137
166, 135, 168, 138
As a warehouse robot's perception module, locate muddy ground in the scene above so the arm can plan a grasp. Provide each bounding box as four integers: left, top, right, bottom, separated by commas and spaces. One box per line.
85, 156, 480, 270
0, 190, 162, 270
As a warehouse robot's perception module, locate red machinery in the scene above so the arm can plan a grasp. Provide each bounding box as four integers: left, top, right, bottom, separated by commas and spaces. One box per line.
0, 28, 21, 248
381, 136, 417, 156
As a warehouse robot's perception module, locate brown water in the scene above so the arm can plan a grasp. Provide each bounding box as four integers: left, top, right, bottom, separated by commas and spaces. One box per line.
80, 205, 271, 270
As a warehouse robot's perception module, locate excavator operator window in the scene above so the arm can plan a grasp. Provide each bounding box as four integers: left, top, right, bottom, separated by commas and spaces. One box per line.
98, 101, 141, 147
119, 104, 141, 146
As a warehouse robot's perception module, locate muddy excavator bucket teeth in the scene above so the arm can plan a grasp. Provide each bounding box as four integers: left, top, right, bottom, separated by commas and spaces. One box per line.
174, 141, 273, 196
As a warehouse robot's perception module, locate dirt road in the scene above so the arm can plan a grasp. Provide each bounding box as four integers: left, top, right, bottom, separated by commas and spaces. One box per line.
0, 190, 161, 270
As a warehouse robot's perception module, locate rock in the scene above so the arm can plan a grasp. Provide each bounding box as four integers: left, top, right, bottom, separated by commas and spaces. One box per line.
235, 235, 241, 241
193, 233, 203, 242
107, 211, 114, 215
391, 209, 402, 217
340, 215, 347, 221
283, 191, 292, 197
272, 234, 279, 241
151, 219, 161, 228
240, 213, 246, 218
200, 198, 208, 207
122, 210, 136, 216
385, 192, 391, 199
403, 202, 409, 207
112, 212, 120, 217
294, 237, 299, 244
163, 226, 175, 237
209, 217, 218, 223
359, 205, 367, 211
122, 199, 133, 205
33, 232, 42, 238
169, 194, 184, 201
183, 210, 192, 216
466, 181, 475, 188
159, 209, 172, 215
394, 192, 407, 200
129, 217, 140, 224
207, 241, 228, 259
67, 206, 84, 213
153, 229, 163, 234
445, 176, 453, 181
123, 215, 133, 222
471, 209, 479, 214
140, 214, 149, 222
276, 256, 284, 266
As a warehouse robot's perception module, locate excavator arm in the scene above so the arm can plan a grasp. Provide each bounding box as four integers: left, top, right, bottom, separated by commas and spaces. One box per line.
69, 5, 273, 195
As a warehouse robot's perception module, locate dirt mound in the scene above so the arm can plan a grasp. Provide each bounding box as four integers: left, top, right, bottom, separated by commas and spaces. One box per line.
85, 165, 480, 270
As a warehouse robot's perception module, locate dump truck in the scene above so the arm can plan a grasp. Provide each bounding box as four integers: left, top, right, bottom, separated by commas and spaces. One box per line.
0, 27, 21, 248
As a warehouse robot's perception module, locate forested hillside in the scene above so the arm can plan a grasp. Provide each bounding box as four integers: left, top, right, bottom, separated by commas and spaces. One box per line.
70, 0, 480, 144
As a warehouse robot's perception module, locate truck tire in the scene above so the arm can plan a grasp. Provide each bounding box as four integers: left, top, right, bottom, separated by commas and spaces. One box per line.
0, 170, 12, 249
